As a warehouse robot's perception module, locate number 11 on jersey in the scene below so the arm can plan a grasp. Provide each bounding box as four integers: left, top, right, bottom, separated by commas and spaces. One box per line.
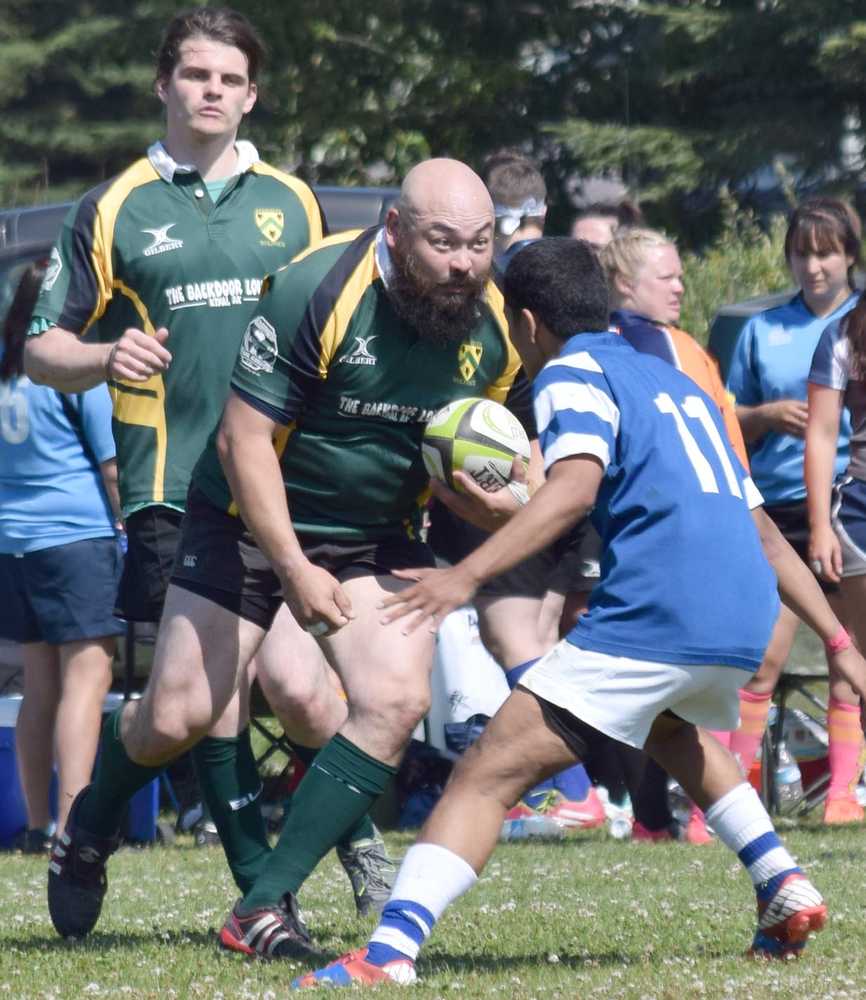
655, 392, 743, 498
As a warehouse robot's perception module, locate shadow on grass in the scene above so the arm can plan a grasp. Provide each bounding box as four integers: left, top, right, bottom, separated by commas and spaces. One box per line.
419, 945, 735, 975
5, 927, 216, 953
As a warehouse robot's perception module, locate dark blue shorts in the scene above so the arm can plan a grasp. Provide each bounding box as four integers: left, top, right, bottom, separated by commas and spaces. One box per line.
0, 537, 126, 644
831, 476, 866, 577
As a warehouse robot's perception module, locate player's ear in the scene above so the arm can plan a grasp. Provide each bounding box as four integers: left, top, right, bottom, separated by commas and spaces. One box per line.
155, 75, 169, 105
242, 82, 257, 115
384, 207, 401, 249
521, 307, 539, 344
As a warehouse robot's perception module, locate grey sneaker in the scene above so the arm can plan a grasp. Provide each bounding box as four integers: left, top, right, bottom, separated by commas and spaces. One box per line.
336, 829, 397, 917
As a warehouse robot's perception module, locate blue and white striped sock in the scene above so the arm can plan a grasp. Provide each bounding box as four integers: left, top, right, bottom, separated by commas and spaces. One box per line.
366, 843, 477, 965
705, 782, 800, 900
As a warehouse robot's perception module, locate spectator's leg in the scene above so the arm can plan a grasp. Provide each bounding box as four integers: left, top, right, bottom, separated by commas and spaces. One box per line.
16, 642, 60, 832
55, 638, 114, 830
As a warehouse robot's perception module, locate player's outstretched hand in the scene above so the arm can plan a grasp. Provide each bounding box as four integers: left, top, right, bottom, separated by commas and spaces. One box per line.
380, 565, 478, 634
431, 456, 528, 533
281, 561, 355, 638
105, 326, 172, 382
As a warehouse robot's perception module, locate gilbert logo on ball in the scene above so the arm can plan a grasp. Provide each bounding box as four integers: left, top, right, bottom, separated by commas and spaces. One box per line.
422, 397, 530, 492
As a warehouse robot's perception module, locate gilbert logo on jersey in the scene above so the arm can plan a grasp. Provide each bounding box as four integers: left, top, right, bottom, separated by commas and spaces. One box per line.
341, 336, 378, 366
142, 224, 184, 257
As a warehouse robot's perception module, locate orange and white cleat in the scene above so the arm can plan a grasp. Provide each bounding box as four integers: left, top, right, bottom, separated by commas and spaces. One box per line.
291, 947, 416, 989
749, 873, 827, 960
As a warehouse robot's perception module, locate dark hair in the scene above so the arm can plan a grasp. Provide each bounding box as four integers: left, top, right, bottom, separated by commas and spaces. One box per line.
485, 157, 546, 206
504, 238, 609, 339
784, 196, 862, 279
572, 198, 644, 230
155, 7, 266, 84
1, 259, 46, 382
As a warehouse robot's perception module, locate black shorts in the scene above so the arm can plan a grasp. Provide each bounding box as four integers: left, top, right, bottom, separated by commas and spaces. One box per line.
763, 499, 839, 595
170, 488, 437, 629
427, 500, 596, 599
0, 537, 125, 644
115, 505, 185, 622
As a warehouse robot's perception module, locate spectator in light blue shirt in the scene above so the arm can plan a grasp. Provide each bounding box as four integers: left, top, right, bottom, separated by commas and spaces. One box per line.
726, 197, 866, 825
0, 260, 123, 850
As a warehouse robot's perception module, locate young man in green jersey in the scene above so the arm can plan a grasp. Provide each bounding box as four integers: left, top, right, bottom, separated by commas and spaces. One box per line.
43, 156, 522, 959
25, 6, 390, 931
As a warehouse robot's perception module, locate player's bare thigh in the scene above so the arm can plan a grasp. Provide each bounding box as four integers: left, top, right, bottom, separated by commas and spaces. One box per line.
122, 584, 267, 764
475, 592, 561, 668
254, 603, 348, 744
319, 573, 435, 764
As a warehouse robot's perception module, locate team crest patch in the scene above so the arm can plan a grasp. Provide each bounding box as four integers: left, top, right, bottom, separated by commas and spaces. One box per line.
239, 316, 278, 374
43, 246, 63, 291
456, 342, 483, 384
255, 209, 284, 245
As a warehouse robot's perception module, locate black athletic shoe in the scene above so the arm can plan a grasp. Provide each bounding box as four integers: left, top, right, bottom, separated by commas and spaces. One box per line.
47, 787, 119, 939
219, 892, 320, 961
14, 827, 53, 854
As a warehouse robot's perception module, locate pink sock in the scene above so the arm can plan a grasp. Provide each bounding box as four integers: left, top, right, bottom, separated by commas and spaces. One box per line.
729, 690, 772, 775
827, 699, 866, 800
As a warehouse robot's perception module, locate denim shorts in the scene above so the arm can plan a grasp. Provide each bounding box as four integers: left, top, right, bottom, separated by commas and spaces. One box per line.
0, 536, 125, 644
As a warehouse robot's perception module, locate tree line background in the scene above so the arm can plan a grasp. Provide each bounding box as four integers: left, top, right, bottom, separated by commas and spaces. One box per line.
2, 0, 865, 335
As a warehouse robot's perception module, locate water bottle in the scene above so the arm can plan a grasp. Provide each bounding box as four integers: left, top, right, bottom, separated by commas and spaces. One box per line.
499, 815, 564, 842
773, 740, 803, 813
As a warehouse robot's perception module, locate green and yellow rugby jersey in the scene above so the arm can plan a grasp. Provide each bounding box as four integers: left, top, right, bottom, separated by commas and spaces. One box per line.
31, 141, 324, 516
193, 226, 522, 541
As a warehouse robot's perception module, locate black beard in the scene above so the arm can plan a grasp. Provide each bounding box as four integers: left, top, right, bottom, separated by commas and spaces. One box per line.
388, 246, 487, 347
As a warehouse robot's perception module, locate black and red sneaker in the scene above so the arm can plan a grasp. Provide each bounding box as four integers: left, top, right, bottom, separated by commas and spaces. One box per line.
219, 893, 320, 961
47, 786, 120, 938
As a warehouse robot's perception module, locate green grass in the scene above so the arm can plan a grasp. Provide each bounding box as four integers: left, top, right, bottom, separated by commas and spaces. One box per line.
2, 823, 866, 999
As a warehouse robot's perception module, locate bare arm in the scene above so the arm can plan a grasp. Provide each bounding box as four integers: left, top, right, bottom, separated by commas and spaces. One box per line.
381, 455, 603, 631
804, 383, 845, 582
25, 325, 172, 392
752, 504, 866, 712
98, 457, 122, 529
216, 391, 353, 633
736, 400, 808, 443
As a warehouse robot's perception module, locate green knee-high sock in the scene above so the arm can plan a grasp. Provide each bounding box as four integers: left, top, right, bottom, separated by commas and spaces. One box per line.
191, 729, 271, 894
77, 709, 165, 837
289, 741, 378, 846
241, 733, 395, 912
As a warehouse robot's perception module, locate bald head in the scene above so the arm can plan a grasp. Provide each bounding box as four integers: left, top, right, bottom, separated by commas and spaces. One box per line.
395, 158, 493, 231
384, 158, 494, 345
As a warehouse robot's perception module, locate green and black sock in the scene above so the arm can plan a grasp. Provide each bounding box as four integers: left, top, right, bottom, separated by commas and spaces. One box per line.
191, 728, 271, 894
77, 709, 164, 837
241, 733, 395, 912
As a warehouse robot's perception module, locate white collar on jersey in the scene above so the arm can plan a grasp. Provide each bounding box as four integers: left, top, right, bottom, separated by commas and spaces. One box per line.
147, 140, 260, 182
374, 227, 394, 290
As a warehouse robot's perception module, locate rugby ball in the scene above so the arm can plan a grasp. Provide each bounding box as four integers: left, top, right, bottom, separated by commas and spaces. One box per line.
422, 397, 530, 493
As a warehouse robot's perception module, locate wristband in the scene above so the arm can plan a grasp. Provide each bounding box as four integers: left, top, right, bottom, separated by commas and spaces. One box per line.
826, 626, 852, 654
506, 481, 530, 507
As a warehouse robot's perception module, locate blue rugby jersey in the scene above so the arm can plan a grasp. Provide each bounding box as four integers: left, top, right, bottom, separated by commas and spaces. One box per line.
534, 331, 778, 670
726, 292, 856, 504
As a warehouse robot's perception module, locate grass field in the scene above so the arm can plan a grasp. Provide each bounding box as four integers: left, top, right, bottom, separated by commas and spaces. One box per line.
2, 821, 865, 1000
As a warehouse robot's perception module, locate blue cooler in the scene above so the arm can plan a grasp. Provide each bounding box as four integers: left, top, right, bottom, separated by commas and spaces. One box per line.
0, 695, 28, 847
0, 693, 160, 847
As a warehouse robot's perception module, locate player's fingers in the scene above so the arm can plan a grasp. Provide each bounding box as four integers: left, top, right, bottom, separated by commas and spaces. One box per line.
510, 456, 528, 483
390, 567, 434, 584
332, 586, 355, 621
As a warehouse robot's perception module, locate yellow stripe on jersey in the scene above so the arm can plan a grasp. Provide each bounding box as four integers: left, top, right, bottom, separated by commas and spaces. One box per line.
84, 158, 160, 335
249, 162, 324, 244
482, 280, 521, 404
107, 278, 168, 504
317, 239, 378, 373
